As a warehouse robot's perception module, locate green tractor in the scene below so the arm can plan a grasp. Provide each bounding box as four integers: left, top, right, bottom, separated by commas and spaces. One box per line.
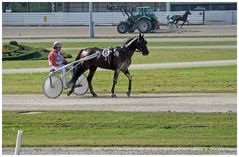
107, 6, 160, 33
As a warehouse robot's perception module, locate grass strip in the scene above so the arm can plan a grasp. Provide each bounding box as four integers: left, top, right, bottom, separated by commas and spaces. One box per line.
3, 34, 237, 39
2, 65, 236, 94
2, 49, 236, 69
7, 41, 236, 49
2, 111, 236, 147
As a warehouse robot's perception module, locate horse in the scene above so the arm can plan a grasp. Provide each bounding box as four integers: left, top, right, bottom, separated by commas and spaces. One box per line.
170, 10, 191, 28
67, 33, 149, 97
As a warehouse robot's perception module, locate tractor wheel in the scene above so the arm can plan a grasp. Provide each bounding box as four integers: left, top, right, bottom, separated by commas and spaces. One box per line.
137, 19, 152, 33
117, 22, 128, 34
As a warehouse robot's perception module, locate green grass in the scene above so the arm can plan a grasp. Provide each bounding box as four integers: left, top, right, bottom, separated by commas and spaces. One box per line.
132, 48, 236, 64
3, 60, 49, 69
2, 111, 236, 147
9, 41, 236, 49
2, 49, 236, 69
2, 65, 236, 94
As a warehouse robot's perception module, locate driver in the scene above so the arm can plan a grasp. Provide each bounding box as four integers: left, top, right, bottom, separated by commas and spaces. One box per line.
48, 41, 69, 89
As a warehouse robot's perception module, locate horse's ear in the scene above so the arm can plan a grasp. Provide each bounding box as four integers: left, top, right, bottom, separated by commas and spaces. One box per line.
139, 33, 144, 39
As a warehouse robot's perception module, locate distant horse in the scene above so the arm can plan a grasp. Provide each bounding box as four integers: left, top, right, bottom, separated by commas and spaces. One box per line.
170, 10, 191, 28
67, 34, 149, 97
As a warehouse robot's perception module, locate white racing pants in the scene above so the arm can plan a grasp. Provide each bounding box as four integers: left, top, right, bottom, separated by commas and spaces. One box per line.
50, 65, 70, 87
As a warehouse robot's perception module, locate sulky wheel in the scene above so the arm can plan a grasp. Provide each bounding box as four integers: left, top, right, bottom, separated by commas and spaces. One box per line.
42, 75, 63, 99
74, 74, 89, 95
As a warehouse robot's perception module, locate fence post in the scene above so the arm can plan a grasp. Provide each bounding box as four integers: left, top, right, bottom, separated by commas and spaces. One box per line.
14, 130, 23, 155
89, 2, 95, 37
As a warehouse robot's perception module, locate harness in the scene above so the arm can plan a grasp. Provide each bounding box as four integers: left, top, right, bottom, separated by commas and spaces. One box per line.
101, 46, 126, 69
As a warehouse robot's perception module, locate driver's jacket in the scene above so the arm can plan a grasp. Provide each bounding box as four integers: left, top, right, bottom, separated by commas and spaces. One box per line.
48, 49, 67, 67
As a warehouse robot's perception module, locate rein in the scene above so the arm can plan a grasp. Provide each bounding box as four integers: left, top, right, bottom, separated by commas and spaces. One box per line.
50, 51, 100, 75
125, 37, 138, 48
124, 37, 144, 53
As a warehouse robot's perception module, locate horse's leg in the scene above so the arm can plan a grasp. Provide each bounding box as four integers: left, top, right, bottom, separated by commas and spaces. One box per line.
67, 68, 81, 96
181, 21, 186, 28
123, 69, 133, 97
175, 20, 179, 28
87, 66, 97, 97
187, 20, 189, 25
111, 69, 120, 98
172, 20, 176, 28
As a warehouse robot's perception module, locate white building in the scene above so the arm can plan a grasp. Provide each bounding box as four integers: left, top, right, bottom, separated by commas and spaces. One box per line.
2, 2, 237, 26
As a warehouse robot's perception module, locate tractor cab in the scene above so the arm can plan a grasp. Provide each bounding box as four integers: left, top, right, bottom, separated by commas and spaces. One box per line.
134, 7, 155, 17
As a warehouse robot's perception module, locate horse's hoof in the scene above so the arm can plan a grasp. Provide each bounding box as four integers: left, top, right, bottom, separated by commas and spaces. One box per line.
126, 91, 131, 97
111, 93, 117, 98
92, 93, 98, 97
67, 91, 72, 96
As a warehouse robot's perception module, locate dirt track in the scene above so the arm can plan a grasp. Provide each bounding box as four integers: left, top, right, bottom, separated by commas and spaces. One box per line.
2, 25, 237, 38
2, 60, 236, 74
3, 93, 236, 113
3, 147, 236, 155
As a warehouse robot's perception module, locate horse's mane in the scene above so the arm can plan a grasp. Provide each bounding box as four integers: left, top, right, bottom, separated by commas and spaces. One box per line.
122, 37, 137, 47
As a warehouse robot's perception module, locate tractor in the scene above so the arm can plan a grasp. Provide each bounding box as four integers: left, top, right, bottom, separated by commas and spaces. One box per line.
106, 5, 160, 33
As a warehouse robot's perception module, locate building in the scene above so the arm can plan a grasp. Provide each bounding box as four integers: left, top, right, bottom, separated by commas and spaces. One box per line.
3, 2, 236, 13
169, 2, 236, 11
2, 2, 237, 26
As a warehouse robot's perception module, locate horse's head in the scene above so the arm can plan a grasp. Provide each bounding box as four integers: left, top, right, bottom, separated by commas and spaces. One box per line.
136, 33, 149, 56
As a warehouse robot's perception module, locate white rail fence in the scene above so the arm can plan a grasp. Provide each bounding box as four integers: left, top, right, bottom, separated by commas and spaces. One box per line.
2, 11, 236, 26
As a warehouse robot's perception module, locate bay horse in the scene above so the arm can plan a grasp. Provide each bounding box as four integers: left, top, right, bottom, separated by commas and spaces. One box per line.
170, 10, 191, 28
67, 33, 149, 97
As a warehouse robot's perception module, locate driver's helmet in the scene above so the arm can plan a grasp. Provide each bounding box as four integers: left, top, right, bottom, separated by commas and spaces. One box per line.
53, 41, 62, 49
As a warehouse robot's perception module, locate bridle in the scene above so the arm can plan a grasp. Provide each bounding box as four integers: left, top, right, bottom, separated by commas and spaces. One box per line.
124, 36, 147, 54
137, 37, 146, 53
